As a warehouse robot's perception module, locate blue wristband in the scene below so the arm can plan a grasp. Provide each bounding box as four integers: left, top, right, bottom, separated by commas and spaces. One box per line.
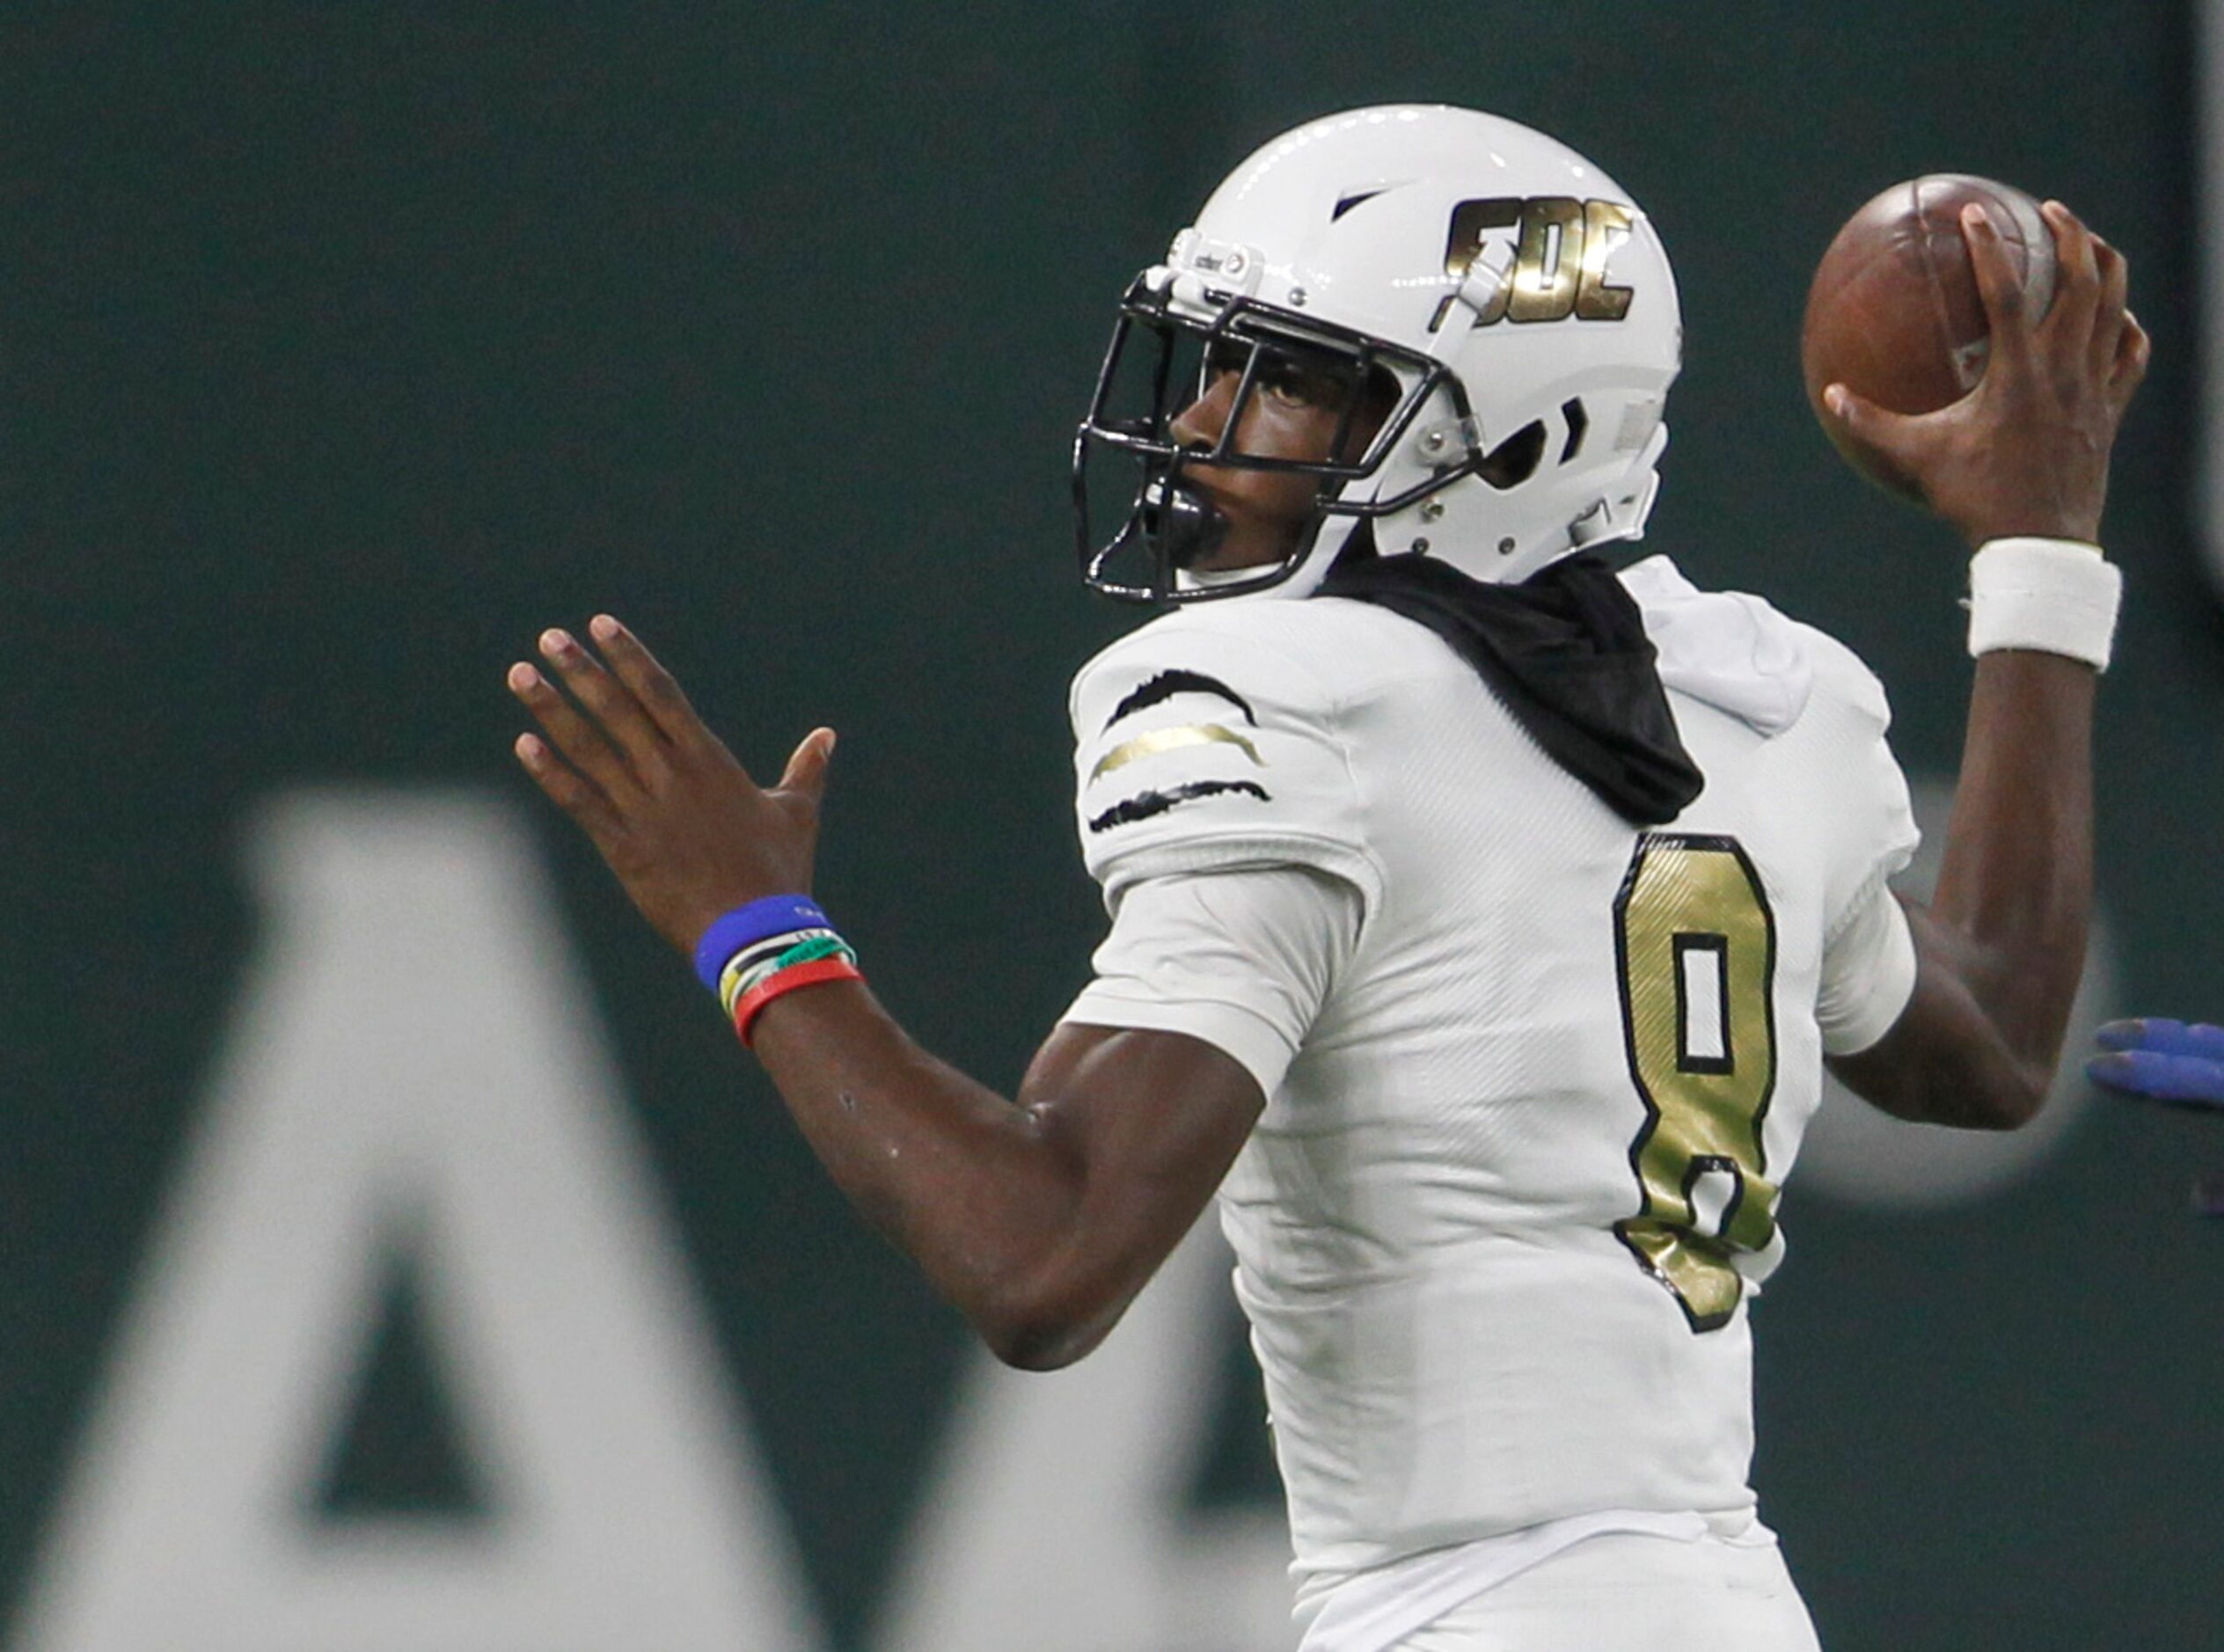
692, 895, 831, 991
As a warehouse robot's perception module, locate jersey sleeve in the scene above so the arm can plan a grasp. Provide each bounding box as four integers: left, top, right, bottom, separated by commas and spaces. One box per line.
1061, 865, 1364, 1098
1816, 874, 1917, 1055
1068, 616, 1386, 918
1804, 630, 1923, 1051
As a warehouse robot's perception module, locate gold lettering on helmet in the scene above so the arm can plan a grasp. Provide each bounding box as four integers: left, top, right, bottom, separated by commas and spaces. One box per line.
1443, 198, 1523, 277
1443, 196, 1637, 327
1577, 200, 1635, 320
1507, 196, 1584, 322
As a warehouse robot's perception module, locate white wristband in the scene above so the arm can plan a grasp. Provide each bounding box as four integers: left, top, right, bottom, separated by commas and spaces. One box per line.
1965, 537, 2122, 670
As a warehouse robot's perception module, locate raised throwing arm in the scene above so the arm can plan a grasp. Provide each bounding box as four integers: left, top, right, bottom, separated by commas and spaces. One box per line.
1822, 201, 2148, 1129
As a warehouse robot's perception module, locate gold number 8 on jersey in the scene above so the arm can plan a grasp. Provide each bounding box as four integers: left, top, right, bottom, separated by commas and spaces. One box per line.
1611, 833, 1781, 1333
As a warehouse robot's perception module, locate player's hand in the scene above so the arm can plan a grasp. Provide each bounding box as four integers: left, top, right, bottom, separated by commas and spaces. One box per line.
1823, 200, 2150, 549
2085, 1018, 2224, 1109
508, 615, 836, 955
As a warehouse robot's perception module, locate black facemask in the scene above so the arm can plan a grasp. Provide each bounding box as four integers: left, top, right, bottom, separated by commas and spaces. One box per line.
1073, 275, 1453, 603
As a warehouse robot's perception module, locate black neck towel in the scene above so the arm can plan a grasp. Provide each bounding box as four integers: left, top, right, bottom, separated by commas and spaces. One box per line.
1318, 551, 1704, 825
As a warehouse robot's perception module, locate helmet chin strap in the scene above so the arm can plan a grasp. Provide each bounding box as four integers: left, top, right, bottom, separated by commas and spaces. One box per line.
1131, 454, 1383, 603
1152, 466, 1354, 600
1164, 505, 1359, 600
1153, 475, 1233, 570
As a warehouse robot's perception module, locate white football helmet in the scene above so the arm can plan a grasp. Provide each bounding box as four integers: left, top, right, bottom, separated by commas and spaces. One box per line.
1074, 105, 1682, 602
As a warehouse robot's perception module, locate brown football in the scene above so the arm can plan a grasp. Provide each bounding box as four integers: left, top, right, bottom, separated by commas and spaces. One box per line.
1801, 174, 2057, 499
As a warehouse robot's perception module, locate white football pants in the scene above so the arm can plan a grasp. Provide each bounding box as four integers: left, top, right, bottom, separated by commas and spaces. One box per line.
1394, 1531, 1823, 1651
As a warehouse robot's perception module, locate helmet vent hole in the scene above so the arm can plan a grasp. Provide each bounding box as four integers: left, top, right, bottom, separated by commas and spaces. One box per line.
1478, 420, 1546, 490
1559, 398, 1589, 464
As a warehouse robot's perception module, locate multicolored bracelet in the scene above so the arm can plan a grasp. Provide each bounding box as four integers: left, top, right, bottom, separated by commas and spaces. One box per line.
694, 896, 864, 1047
733, 953, 863, 1046
717, 931, 852, 1019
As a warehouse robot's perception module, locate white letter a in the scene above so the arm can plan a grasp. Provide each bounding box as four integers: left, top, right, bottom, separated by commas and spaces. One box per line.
12, 792, 823, 1652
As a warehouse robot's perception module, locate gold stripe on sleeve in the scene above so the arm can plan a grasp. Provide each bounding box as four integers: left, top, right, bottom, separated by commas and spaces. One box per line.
1088, 723, 1265, 783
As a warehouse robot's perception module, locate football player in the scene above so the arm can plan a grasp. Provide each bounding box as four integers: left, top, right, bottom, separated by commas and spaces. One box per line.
508, 106, 2146, 1649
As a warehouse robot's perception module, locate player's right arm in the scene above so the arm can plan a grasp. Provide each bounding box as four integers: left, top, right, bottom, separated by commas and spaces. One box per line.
1820, 199, 2147, 1129
750, 1004, 1264, 1370
508, 612, 1358, 1371
509, 620, 1277, 1371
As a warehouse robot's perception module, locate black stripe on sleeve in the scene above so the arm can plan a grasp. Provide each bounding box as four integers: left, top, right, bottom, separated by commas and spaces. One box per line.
1104, 669, 1257, 731
1087, 778, 1271, 834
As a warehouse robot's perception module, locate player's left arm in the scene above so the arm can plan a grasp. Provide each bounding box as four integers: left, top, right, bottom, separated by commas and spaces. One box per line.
508, 618, 1262, 1371
1822, 199, 2148, 1129
1827, 656, 2095, 1129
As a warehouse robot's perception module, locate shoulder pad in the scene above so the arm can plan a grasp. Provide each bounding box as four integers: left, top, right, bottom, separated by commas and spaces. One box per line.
1069, 613, 1385, 915
1790, 621, 1897, 732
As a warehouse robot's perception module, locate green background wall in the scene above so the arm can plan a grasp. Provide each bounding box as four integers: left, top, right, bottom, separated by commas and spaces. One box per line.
4, 5, 2218, 1647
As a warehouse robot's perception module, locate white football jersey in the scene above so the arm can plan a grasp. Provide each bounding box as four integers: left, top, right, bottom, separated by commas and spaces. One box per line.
1061, 559, 1918, 1581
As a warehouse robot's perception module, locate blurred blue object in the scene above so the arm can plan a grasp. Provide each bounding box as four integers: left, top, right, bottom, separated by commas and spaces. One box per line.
2088, 1020, 2224, 1217
2087, 1018, 2224, 1107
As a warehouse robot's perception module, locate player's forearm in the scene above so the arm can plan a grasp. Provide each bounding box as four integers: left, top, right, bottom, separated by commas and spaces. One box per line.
1816, 194, 2138, 1129
746, 991, 1258, 1368
1917, 647, 2095, 1109
746, 983, 1094, 1361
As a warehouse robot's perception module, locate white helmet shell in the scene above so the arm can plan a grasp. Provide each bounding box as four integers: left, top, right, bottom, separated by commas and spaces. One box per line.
1167, 105, 1682, 597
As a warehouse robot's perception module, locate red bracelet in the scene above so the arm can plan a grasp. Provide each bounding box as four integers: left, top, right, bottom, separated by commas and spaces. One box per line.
733, 954, 864, 1047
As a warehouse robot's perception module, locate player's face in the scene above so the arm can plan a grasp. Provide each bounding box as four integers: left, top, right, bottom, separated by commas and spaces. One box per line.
1167, 350, 1396, 572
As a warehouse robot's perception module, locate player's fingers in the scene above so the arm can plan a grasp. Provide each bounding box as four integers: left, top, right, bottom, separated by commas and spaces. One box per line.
2088, 237, 2130, 376
1960, 203, 2036, 361
588, 615, 710, 749
2096, 1017, 2224, 1061
1823, 382, 1922, 461
538, 627, 670, 777
777, 727, 838, 807
2085, 1049, 2224, 1109
514, 731, 625, 844
508, 660, 639, 799
2094, 1016, 2162, 1051
2108, 311, 2151, 406
2032, 200, 2101, 356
